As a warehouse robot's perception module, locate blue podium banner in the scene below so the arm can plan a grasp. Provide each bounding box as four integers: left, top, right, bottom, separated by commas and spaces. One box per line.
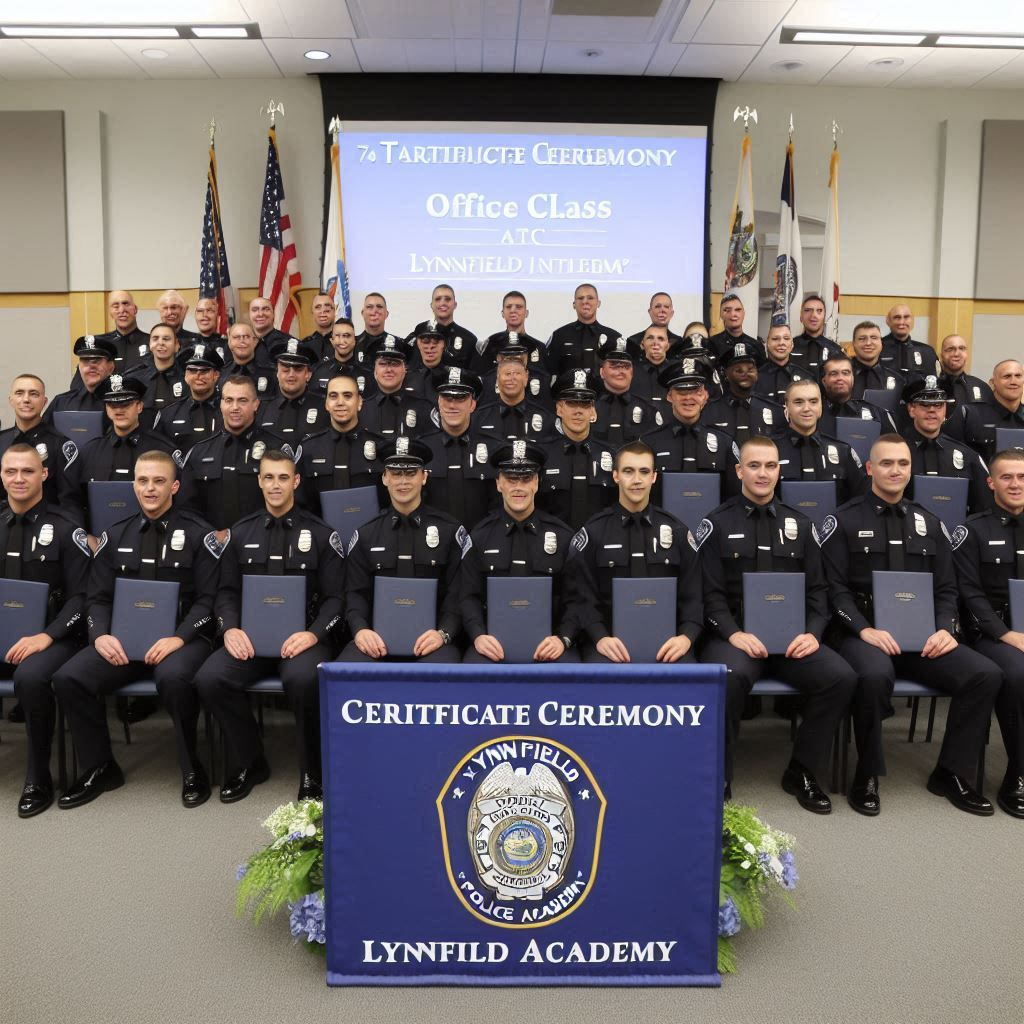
319, 663, 725, 986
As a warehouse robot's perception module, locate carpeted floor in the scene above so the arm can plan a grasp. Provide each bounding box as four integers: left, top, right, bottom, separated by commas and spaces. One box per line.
3, 701, 1022, 1024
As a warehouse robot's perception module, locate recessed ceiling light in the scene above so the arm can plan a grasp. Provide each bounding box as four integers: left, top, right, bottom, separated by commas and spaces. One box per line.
771, 60, 806, 72
2, 25, 180, 38
141, 48, 168, 60
192, 26, 249, 39
791, 30, 926, 45
304, 49, 331, 61
582, 48, 603, 58
936, 35, 1024, 47
868, 57, 904, 68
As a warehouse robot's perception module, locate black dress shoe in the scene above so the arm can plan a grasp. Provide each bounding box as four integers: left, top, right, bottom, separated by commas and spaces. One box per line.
996, 774, 1024, 819
297, 773, 322, 802
58, 761, 125, 810
781, 764, 832, 814
219, 758, 270, 804
18, 782, 54, 819
181, 771, 211, 809
848, 776, 881, 817
926, 766, 994, 816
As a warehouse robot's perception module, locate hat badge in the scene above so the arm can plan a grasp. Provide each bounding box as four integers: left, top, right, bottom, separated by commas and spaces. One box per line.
287, 339, 298, 355
574, 370, 587, 388
508, 331, 519, 343
396, 436, 410, 455
735, 343, 746, 357
683, 359, 695, 374
925, 375, 937, 390
513, 440, 526, 461
195, 344, 205, 359
110, 375, 123, 392
428, 318, 438, 331
84, 337, 95, 350
450, 368, 462, 384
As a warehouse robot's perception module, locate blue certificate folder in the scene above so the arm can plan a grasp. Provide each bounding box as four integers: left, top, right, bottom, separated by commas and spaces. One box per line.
486, 576, 552, 663
835, 418, 881, 463
0, 580, 49, 659
88, 481, 140, 536
111, 578, 180, 661
661, 472, 720, 532
995, 427, 1024, 452
1009, 579, 1024, 630
319, 486, 380, 549
53, 410, 105, 445
863, 387, 900, 413
612, 577, 676, 662
912, 475, 968, 531
374, 577, 438, 657
779, 481, 836, 529
742, 572, 805, 655
872, 570, 935, 652
242, 575, 307, 658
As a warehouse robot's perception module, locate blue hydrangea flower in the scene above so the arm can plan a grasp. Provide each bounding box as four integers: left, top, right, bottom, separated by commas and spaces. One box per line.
235, 864, 248, 881
288, 891, 326, 945
780, 850, 798, 891
718, 896, 741, 937
288, 830, 304, 842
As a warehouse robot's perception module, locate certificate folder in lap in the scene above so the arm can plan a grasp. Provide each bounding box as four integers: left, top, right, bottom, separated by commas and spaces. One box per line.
319, 486, 380, 549
53, 410, 105, 445
88, 481, 140, 536
835, 419, 880, 464
912, 475, 968, 531
0, 580, 49, 660
374, 577, 437, 657
872, 571, 934, 652
661, 473, 720, 533
995, 427, 1024, 453
111, 578, 179, 662
486, 576, 552, 664
1009, 579, 1024, 630
242, 575, 306, 658
779, 481, 836, 529
742, 572, 805, 655
612, 577, 676, 663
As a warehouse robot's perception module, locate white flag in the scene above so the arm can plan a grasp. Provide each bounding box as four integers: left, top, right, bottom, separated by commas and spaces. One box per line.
771, 142, 802, 329
723, 134, 760, 334
820, 148, 841, 343
322, 134, 352, 318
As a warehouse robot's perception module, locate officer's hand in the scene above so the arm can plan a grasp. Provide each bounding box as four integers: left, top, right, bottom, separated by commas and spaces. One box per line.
355, 628, 387, 659
729, 632, 768, 659
534, 636, 565, 662
1000, 630, 1024, 654
414, 629, 444, 657
282, 631, 317, 658
860, 627, 900, 656
224, 627, 255, 661
5, 632, 53, 666
145, 636, 185, 665
596, 636, 630, 663
785, 633, 819, 659
95, 634, 129, 666
656, 635, 692, 663
922, 629, 957, 659
474, 635, 505, 662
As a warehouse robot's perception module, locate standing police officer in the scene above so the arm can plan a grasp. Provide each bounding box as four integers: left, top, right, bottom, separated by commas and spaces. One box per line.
545, 283, 622, 376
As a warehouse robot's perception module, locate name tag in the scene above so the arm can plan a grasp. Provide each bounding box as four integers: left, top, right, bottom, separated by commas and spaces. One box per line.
728, 533, 744, 539
312, 458, 326, 465
117, 547, 133, 553
484, 549, 500, 554
244, 543, 260, 549
370, 546, 386, 552
603, 543, 623, 549
858, 531, 873, 538
989, 540, 1006, 545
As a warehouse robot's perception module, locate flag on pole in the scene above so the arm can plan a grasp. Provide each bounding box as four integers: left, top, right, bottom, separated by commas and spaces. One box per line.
322, 130, 352, 318
771, 142, 802, 329
820, 147, 841, 343
723, 134, 760, 333
258, 126, 302, 334
198, 141, 234, 335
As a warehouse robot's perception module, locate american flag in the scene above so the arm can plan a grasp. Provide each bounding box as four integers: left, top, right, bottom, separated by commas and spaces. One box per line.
258, 126, 302, 334
198, 142, 234, 334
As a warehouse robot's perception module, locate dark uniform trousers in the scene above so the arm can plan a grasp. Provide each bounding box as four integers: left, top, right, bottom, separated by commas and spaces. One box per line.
337, 641, 461, 664
966, 640, 1024, 774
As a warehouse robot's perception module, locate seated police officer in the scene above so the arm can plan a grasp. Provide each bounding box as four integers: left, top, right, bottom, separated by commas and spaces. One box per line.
354, 292, 396, 359
951, 448, 1024, 818
258, 340, 328, 442
196, 450, 345, 804
0, 445, 91, 817
312, 318, 370, 396
471, 336, 556, 441
459, 441, 579, 664
695, 435, 857, 812
545, 283, 622, 377
592, 336, 662, 445
153, 343, 225, 454
54, 450, 222, 810
569, 440, 702, 665
129, 322, 184, 420
819, 434, 1002, 816
754, 324, 811, 406
818, 353, 898, 436
701, 341, 782, 441
46, 336, 118, 421
359, 336, 433, 440
339, 438, 466, 664
407, 284, 477, 369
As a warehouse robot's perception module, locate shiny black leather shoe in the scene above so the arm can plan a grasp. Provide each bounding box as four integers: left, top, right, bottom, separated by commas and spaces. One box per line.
182, 770, 211, 809
848, 776, 881, 817
297, 773, 322, 802
18, 782, 54, 818
996, 774, 1024, 819
781, 763, 832, 814
219, 758, 270, 804
926, 766, 993, 816
58, 761, 125, 810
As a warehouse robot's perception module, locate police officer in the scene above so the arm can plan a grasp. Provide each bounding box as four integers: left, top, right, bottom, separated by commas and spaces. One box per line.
354, 292, 396, 359
701, 341, 782, 441
405, 319, 450, 389
339, 437, 466, 663
407, 284, 477, 369
359, 336, 434, 440
478, 337, 551, 408
851, 322, 905, 399
695, 435, 857, 811
938, 334, 993, 408
258, 340, 329, 442
961, 360, 1024, 461
952, 448, 1024, 818
819, 434, 1001, 816
592, 336, 662, 445
569, 440, 703, 664
192, 297, 228, 361
880, 304, 940, 382
195, 450, 345, 804
129, 322, 184, 420
302, 292, 337, 363
818, 354, 898, 436
790, 295, 838, 375
248, 295, 294, 356
53, 450, 223, 809
471, 336, 556, 441
470, 291, 546, 375
630, 324, 673, 406
68, 290, 150, 391
754, 324, 812, 405
177, 376, 293, 531
667, 338, 723, 398
545, 283, 622, 376
219, 321, 277, 400
460, 441, 580, 664
312, 318, 370, 396
46, 336, 118, 421
536, 370, 616, 530
0, 445, 90, 817
626, 292, 684, 348
153, 343, 225, 453
708, 294, 763, 363
156, 290, 201, 347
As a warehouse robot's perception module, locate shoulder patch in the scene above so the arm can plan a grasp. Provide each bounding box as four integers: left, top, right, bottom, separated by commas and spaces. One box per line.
72, 527, 92, 557
152, 410, 162, 429
731, 441, 740, 461
687, 529, 698, 552
940, 521, 952, 543
329, 530, 345, 557
62, 439, 79, 468
456, 525, 472, 557
347, 529, 360, 556
171, 449, 184, 469
203, 530, 228, 559
816, 514, 837, 546
851, 447, 863, 469
693, 518, 713, 550
93, 530, 108, 555
280, 442, 297, 462
571, 527, 589, 553
950, 524, 968, 551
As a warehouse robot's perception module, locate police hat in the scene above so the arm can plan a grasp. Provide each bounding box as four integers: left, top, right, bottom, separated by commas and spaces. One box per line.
376, 436, 432, 470
416, 318, 445, 342
496, 331, 530, 358
489, 439, 547, 476
658, 357, 712, 391
719, 340, 765, 369
902, 375, 954, 406
74, 335, 118, 361
366, 335, 411, 363
597, 335, 641, 363
270, 338, 317, 367
102, 374, 146, 404
180, 342, 225, 371
432, 365, 483, 399
552, 369, 597, 401
667, 336, 710, 362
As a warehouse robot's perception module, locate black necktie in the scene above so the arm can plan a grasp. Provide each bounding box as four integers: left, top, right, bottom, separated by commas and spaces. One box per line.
446, 437, 466, 523
278, 399, 301, 436
396, 515, 415, 578
221, 436, 242, 528
111, 435, 133, 477
568, 443, 589, 524
509, 522, 530, 577
4, 514, 24, 580
139, 520, 163, 580
153, 372, 174, 407
752, 507, 773, 571
379, 395, 400, 436
267, 518, 286, 576
884, 506, 906, 572
332, 432, 352, 490
794, 436, 817, 477
606, 397, 627, 446
190, 401, 213, 436
627, 513, 648, 578
731, 398, 751, 437
919, 439, 940, 476
676, 425, 698, 467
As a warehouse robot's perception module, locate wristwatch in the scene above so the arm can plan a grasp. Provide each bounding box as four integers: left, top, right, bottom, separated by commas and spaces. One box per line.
437, 629, 452, 646
559, 635, 574, 650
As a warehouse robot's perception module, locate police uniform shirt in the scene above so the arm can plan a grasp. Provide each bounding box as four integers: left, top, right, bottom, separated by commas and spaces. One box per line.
902, 425, 992, 514
700, 393, 783, 441
195, 334, 228, 362
298, 426, 384, 513
258, 389, 330, 443
951, 509, 1024, 640
880, 335, 941, 381
626, 361, 672, 407
87, 507, 222, 643
218, 355, 278, 399
592, 389, 662, 445
152, 394, 220, 453
407, 320, 478, 369
69, 328, 150, 391
545, 321, 621, 376
960, 401, 1024, 461
568, 503, 703, 645
459, 508, 579, 642
255, 328, 295, 356
818, 494, 958, 636
851, 359, 905, 399
941, 372, 994, 409
301, 330, 333, 365
627, 326, 684, 348
128, 360, 187, 414
693, 495, 831, 640
175, 327, 202, 347
0, 500, 90, 639
215, 507, 345, 642
344, 504, 468, 640
354, 330, 396, 364
312, 355, 371, 397
0, 423, 78, 506
43, 384, 110, 422
708, 330, 763, 364
754, 361, 811, 405
818, 398, 897, 438
535, 433, 618, 531
420, 428, 497, 527
642, 419, 741, 500
471, 397, 556, 442
774, 430, 867, 504
469, 332, 545, 375
359, 390, 434, 441
477, 365, 552, 409
790, 333, 837, 375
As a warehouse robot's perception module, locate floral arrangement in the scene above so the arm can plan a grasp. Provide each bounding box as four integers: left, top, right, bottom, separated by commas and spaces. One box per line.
718, 802, 798, 973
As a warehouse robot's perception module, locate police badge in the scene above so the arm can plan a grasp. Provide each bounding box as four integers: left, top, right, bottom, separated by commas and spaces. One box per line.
298, 529, 312, 553
632, 406, 642, 424
763, 408, 773, 425
406, 409, 417, 428
952, 449, 964, 470
706, 432, 718, 453
914, 512, 927, 537
426, 525, 440, 548
973, 386, 981, 401
170, 529, 185, 551
173, 381, 183, 397
861, 408, 872, 420
915, 351, 922, 366
307, 408, 318, 424
784, 517, 798, 541
257, 377, 268, 392
886, 378, 895, 390
659, 524, 672, 549
544, 531, 557, 555
37, 523, 54, 546
476, 443, 489, 465
827, 444, 839, 465
600, 451, 613, 472
530, 378, 540, 396
531, 414, 542, 433
35, 443, 48, 462
251, 441, 266, 461
364, 440, 376, 462
453, 336, 463, 351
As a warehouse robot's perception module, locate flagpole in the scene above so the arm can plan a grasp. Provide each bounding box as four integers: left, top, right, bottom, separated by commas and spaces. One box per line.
820, 121, 842, 344
324, 115, 352, 318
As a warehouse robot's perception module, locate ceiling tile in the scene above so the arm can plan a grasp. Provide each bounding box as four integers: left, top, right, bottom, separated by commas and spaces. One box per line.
0, 38, 69, 78
671, 0, 715, 45
351, 0, 455, 40
403, 38, 456, 71
646, 38, 687, 76
890, 47, 1021, 88
741, 38, 848, 84
514, 39, 546, 73
23, 39, 148, 78
351, 38, 410, 72
262, 37, 360, 75
481, 36, 516, 71
548, 14, 657, 43
973, 51, 1024, 88
234, 0, 291, 37
451, 0, 485, 38
672, 43, 759, 79
190, 38, 282, 76
275, 0, 356, 37
518, 0, 551, 41
819, 45, 931, 86
542, 40, 655, 75
111, 38, 214, 78
692, 1, 791, 46
482, 0, 521, 38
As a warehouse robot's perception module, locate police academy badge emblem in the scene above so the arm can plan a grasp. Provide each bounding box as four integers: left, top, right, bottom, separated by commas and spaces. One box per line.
438, 737, 605, 927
